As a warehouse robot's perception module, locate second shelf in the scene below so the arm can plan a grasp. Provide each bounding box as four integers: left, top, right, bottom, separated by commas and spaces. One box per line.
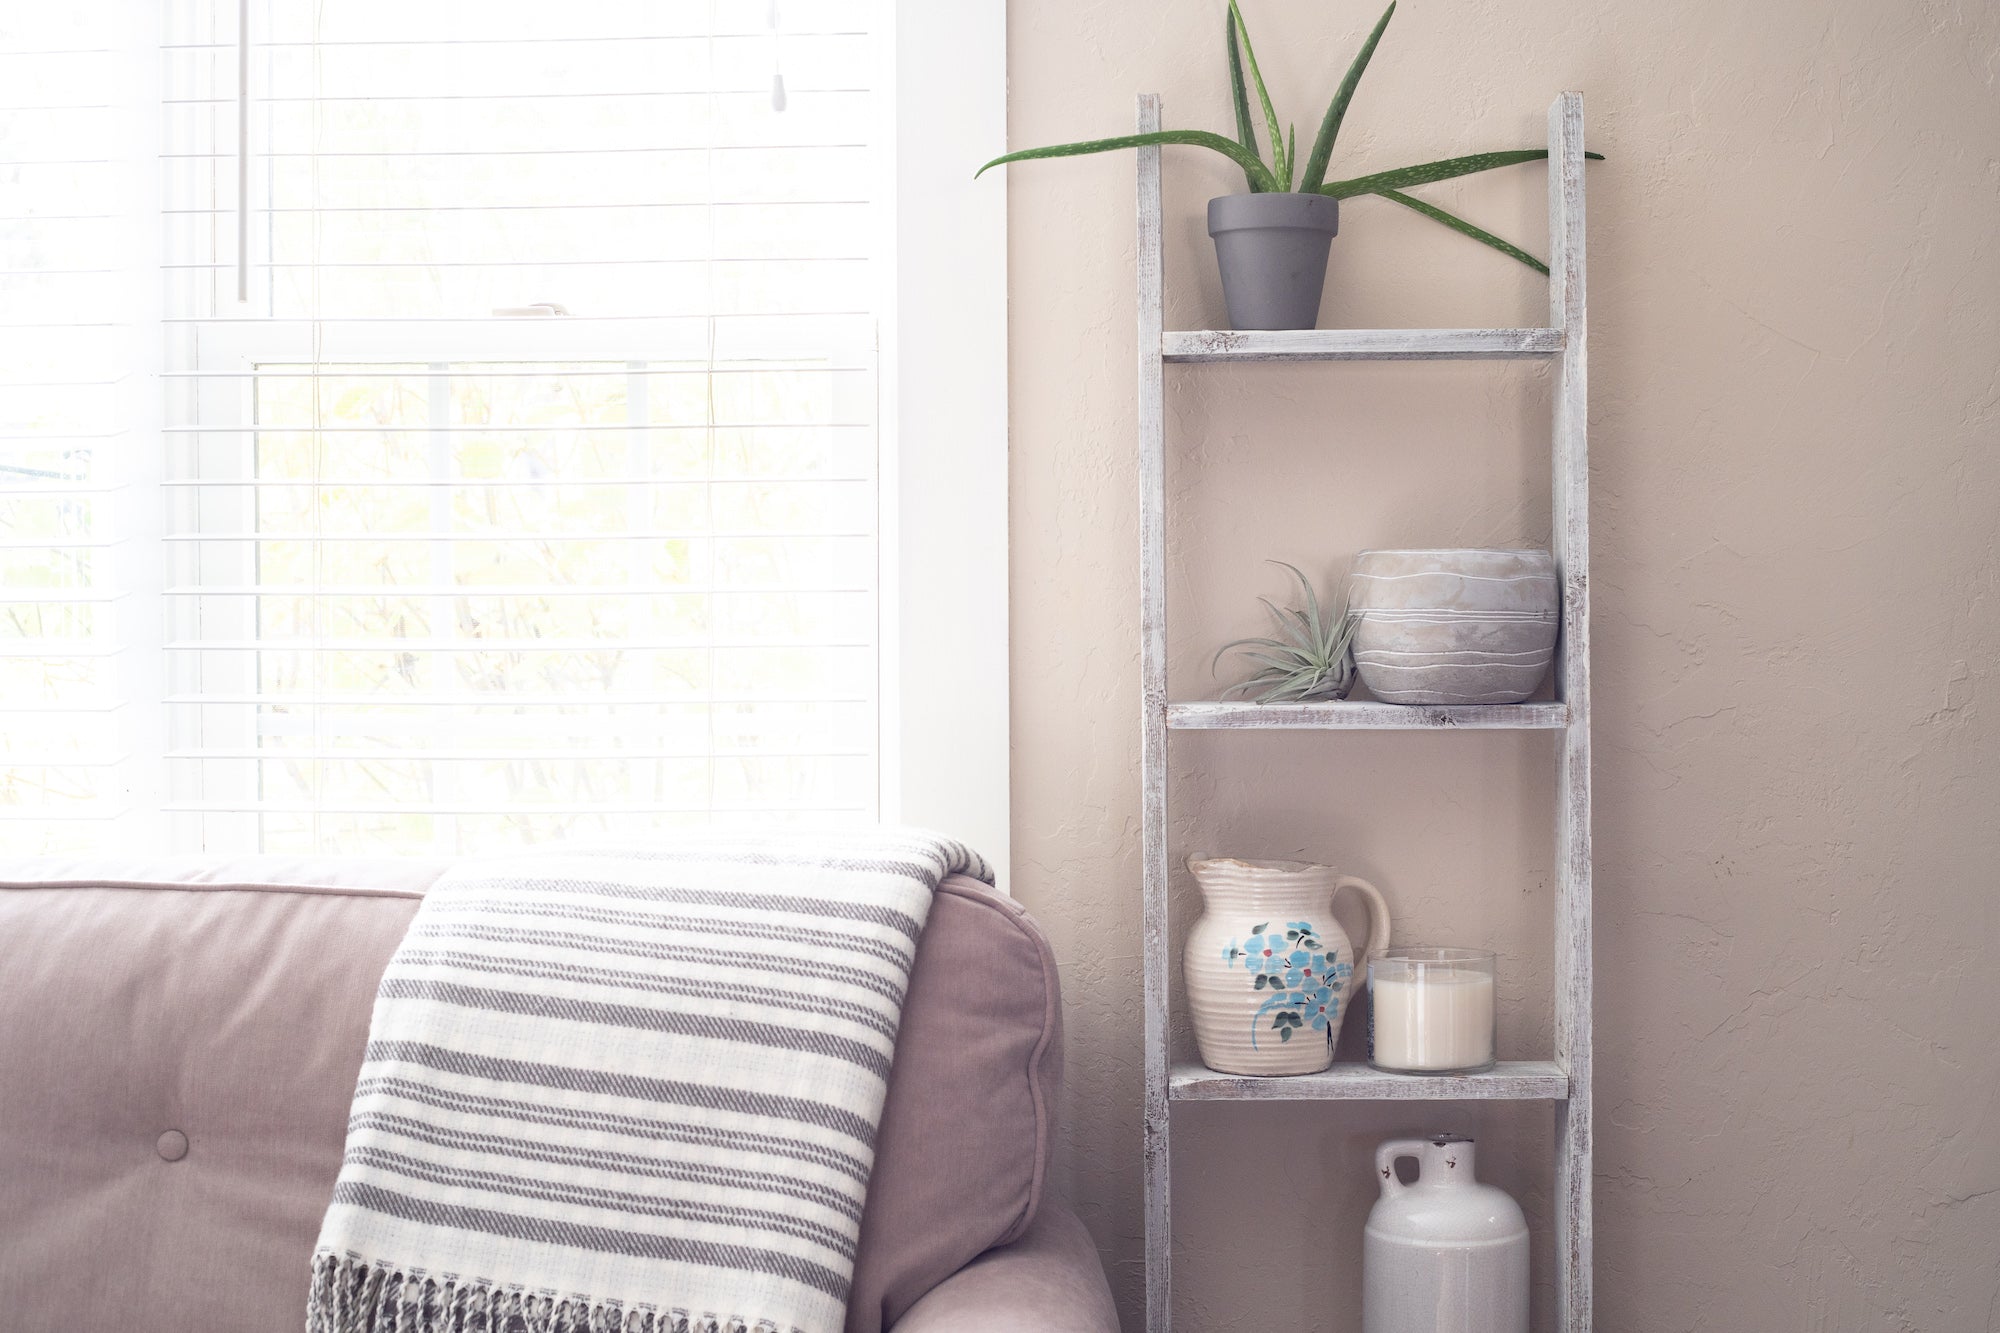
1162, 327, 1566, 362
1168, 700, 1568, 730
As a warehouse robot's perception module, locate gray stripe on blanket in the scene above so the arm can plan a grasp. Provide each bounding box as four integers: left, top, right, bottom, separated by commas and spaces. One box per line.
329, 1180, 852, 1300
352, 1076, 872, 1184
481, 871, 927, 940
345, 1146, 858, 1258
349, 1112, 865, 1222
376, 978, 893, 1080
366, 1041, 880, 1146
390, 949, 899, 1041
409, 922, 908, 1007
428, 899, 915, 972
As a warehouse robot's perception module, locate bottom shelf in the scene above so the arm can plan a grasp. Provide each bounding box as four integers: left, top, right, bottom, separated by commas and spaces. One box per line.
1170, 1059, 1568, 1102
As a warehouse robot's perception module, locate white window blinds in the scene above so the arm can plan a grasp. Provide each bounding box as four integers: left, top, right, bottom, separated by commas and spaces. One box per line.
1, 10, 154, 849
7, 0, 901, 857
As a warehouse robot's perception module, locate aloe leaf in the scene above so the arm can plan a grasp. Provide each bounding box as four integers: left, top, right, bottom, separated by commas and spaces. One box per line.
1320, 148, 1604, 200
1284, 125, 1297, 190
1224, 11, 1263, 190
1229, 1, 1287, 189
978, 129, 1279, 193
1377, 189, 1549, 274
1299, 1, 1395, 193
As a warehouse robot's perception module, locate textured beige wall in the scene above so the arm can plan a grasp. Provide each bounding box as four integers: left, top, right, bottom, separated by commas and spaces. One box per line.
1003, 0, 2000, 1328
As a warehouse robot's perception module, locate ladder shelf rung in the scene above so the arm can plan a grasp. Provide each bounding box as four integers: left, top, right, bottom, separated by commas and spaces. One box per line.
1168, 700, 1568, 731
1162, 327, 1565, 362
1170, 1059, 1569, 1102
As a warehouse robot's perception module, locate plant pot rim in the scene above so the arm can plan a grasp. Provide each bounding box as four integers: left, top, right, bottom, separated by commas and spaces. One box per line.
1207, 191, 1339, 237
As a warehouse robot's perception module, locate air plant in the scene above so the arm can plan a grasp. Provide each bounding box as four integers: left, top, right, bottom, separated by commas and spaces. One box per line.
1213, 562, 1360, 703
976, 1, 1602, 274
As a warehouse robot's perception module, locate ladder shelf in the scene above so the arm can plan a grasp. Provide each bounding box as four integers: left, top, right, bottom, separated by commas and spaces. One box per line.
1171, 1060, 1571, 1103
1162, 326, 1565, 362
1135, 92, 1593, 1331
1168, 700, 1569, 731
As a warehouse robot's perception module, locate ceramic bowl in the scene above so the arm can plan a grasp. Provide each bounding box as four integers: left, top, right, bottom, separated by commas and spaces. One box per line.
1348, 549, 1559, 705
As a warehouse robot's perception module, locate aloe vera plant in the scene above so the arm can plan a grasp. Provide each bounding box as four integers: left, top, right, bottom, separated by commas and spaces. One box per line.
1214, 562, 1360, 703
976, 1, 1601, 274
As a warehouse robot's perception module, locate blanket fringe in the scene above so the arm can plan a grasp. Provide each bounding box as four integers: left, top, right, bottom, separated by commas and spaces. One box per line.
309, 1252, 805, 1333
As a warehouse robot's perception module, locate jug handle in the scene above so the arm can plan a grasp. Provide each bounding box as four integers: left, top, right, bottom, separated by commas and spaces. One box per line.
1332, 874, 1390, 988
1374, 1138, 1429, 1201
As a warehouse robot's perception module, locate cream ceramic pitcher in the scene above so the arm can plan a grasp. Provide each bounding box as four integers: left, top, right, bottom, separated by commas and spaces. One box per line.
1184, 856, 1391, 1075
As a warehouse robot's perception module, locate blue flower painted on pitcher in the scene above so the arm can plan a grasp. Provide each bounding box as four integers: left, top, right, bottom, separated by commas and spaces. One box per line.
1225, 920, 1346, 1049
1226, 929, 1287, 975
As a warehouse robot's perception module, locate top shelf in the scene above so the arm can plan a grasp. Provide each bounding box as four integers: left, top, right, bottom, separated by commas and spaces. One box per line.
1162, 327, 1565, 363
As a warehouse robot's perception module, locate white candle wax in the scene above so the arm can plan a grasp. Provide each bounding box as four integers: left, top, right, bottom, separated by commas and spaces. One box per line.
1372, 967, 1495, 1072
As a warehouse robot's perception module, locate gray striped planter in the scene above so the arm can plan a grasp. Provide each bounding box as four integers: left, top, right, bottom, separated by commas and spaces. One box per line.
1348, 549, 1559, 705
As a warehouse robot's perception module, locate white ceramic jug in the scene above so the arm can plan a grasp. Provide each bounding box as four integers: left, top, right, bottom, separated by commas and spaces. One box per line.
1363, 1136, 1528, 1333
1183, 856, 1390, 1076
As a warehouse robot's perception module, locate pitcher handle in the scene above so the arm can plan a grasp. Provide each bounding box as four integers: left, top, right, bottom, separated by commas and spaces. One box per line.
1333, 874, 1390, 988
1374, 1137, 1428, 1201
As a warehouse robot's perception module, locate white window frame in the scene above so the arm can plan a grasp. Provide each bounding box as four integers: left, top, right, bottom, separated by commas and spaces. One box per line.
881, 0, 1010, 888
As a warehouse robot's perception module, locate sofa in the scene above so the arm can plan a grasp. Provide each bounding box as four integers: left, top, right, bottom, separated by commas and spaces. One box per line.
0, 856, 1119, 1333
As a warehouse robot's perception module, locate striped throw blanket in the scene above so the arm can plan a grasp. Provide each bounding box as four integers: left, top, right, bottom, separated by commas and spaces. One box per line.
308, 830, 991, 1333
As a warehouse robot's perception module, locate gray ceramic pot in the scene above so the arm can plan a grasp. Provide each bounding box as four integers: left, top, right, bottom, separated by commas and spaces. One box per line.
1347, 549, 1559, 705
1207, 193, 1341, 331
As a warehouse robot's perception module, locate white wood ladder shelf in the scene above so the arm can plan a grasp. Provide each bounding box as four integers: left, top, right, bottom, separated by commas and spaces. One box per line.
1134, 93, 1594, 1331
1161, 327, 1565, 362
1171, 1060, 1570, 1102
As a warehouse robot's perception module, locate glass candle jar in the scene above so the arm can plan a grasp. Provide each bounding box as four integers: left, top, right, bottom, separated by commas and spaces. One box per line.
1368, 948, 1497, 1074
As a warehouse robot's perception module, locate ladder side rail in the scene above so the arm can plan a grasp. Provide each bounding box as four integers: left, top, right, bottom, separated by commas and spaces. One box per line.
1547, 89, 1594, 1333
1135, 92, 1174, 1333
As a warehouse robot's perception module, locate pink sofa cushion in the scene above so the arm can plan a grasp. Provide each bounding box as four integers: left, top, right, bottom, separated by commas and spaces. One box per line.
849, 877, 1062, 1332
0, 858, 1058, 1333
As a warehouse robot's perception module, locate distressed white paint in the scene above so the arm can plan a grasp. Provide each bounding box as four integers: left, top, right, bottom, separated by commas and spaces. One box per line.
1168, 700, 1568, 730
1162, 327, 1565, 362
1134, 94, 1174, 1333
1547, 91, 1594, 1333
1138, 93, 1593, 1332
1170, 1060, 1569, 1102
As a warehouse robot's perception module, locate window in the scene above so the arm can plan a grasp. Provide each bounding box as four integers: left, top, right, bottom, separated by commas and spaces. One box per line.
1, 2, 1007, 874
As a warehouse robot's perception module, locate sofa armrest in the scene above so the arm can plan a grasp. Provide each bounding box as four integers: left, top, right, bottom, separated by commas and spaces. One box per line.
887, 1203, 1119, 1333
